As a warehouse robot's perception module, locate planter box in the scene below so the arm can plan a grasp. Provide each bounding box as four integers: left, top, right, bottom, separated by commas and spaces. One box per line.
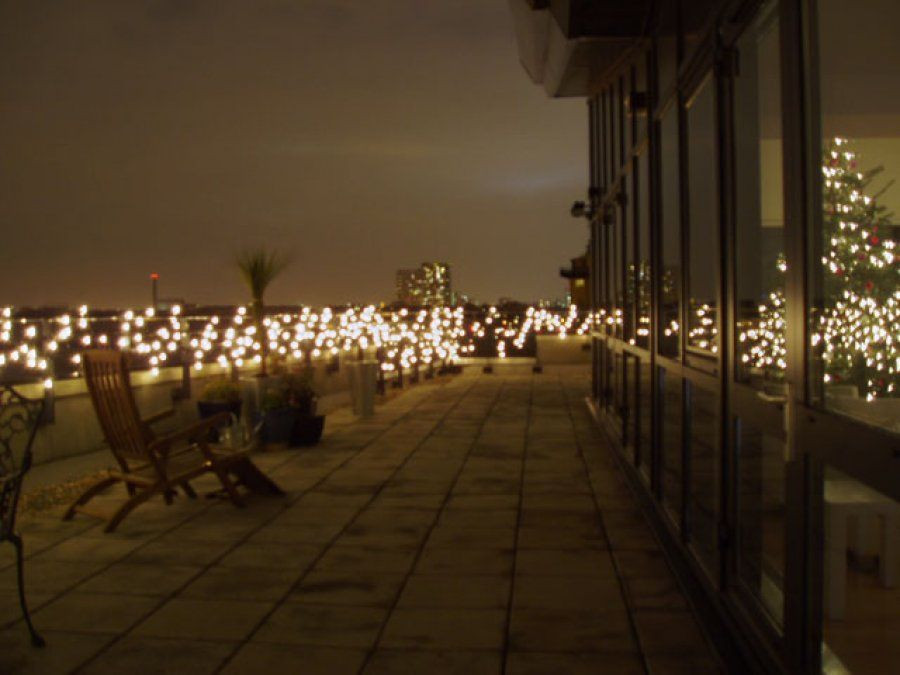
262, 407, 325, 447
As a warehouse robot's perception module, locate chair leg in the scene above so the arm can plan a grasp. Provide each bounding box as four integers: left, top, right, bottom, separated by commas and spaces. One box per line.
63, 476, 119, 521
180, 482, 198, 499
213, 469, 245, 508
10, 534, 45, 647
104, 488, 157, 533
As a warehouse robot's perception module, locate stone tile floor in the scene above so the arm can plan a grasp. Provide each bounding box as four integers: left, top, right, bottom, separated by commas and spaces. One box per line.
0, 366, 725, 674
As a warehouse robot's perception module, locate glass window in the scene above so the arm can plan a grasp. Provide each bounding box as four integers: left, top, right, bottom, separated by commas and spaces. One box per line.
610, 85, 619, 179
688, 382, 719, 576
658, 104, 681, 358
812, 0, 900, 430
736, 414, 785, 628
686, 75, 719, 356
732, 4, 787, 627
682, 0, 718, 63
608, 209, 622, 337
638, 358, 653, 483
734, 3, 785, 390
635, 52, 649, 144
820, 467, 899, 674
624, 69, 634, 157
661, 368, 684, 522
656, 0, 678, 99
624, 170, 635, 341
637, 153, 651, 348
589, 98, 596, 192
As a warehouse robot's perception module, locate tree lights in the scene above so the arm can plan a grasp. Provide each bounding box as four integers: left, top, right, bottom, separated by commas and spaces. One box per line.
741, 138, 898, 400
0, 303, 593, 386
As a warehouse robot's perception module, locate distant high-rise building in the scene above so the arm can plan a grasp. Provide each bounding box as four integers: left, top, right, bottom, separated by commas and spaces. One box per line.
395, 262, 452, 306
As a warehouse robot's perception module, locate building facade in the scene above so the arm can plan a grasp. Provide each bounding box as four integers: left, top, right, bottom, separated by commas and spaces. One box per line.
560, 249, 590, 309
395, 262, 453, 306
511, 1, 899, 673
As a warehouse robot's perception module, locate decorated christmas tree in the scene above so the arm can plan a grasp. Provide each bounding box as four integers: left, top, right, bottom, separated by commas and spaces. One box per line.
818, 138, 898, 399
745, 138, 898, 400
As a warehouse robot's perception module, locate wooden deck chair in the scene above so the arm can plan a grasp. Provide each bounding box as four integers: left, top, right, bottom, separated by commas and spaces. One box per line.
65, 350, 283, 533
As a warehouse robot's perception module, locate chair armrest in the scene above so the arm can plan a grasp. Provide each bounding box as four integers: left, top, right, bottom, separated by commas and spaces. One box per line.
142, 408, 176, 426
148, 412, 230, 453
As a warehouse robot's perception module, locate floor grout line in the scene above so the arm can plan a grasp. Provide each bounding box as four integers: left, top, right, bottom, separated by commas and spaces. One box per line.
562, 374, 653, 675
212, 376, 480, 674
357, 375, 508, 673
498, 372, 534, 674
66, 378, 456, 673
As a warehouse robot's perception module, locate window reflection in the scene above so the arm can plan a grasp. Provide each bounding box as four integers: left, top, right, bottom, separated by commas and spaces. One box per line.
659, 106, 681, 357
686, 77, 718, 355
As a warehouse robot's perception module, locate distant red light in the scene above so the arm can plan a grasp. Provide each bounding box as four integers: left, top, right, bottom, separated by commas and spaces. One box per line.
150, 273, 159, 280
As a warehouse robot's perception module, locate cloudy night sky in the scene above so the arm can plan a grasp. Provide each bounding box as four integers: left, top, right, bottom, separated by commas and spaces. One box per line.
0, 0, 586, 308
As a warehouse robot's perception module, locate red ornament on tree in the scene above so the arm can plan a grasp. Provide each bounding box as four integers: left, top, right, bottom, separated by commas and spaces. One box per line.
866, 280, 874, 292
871, 235, 880, 245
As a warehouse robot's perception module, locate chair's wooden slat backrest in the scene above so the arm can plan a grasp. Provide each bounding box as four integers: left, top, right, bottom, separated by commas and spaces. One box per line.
82, 351, 150, 467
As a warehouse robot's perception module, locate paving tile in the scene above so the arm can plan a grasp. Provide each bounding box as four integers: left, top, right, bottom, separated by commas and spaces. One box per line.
76, 562, 202, 597
445, 494, 519, 510
133, 598, 273, 641
31, 536, 145, 564
217, 541, 323, 570
222, 643, 367, 675
426, 526, 516, 549
505, 651, 645, 675
0, 559, 105, 595
123, 539, 234, 567
363, 649, 502, 675
292, 571, 406, 607
34, 592, 160, 634
415, 547, 513, 576
314, 545, 418, 574
644, 654, 726, 674
397, 574, 510, 609
508, 607, 636, 653
613, 550, 674, 580
0, 629, 113, 675
254, 603, 386, 648
249, 521, 346, 545
339, 523, 432, 547
0, 590, 54, 627
514, 549, 616, 577
623, 576, 688, 610
79, 636, 234, 675
512, 575, 627, 612
181, 566, 301, 601
516, 526, 607, 550
632, 610, 711, 656
379, 607, 506, 650
437, 509, 518, 529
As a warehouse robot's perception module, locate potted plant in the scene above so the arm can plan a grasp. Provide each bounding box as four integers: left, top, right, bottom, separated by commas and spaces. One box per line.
260, 369, 325, 447
235, 247, 289, 378
197, 378, 243, 442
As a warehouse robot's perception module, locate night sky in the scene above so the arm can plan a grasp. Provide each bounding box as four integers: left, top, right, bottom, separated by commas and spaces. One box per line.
0, 1, 586, 308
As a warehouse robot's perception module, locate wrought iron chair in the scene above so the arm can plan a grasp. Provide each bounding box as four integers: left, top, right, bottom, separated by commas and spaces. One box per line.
0, 384, 46, 647
65, 350, 283, 533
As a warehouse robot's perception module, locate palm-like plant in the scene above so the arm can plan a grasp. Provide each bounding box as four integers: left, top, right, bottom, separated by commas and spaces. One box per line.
236, 248, 289, 376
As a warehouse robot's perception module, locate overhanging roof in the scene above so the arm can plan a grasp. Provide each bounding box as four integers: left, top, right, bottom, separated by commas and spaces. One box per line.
508, 0, 651, 97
